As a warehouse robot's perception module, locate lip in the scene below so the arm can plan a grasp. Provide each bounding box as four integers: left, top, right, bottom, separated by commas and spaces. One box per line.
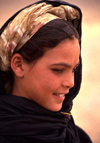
53, 91, 69, 96
53, 93, 66, 102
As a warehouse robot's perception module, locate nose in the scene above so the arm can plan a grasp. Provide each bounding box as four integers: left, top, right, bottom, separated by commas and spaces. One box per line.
62, 73, 74, 89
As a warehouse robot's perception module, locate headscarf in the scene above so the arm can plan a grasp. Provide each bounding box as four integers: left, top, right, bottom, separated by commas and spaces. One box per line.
0, 1, 80, 71
0, 0, 83, 143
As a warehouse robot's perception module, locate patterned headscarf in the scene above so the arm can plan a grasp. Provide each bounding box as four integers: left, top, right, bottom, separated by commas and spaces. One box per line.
0, 2, 80, 71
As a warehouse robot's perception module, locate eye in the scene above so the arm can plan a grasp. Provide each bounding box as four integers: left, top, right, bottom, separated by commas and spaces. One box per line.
52, 68, 64, 73
72, 65, 79, 73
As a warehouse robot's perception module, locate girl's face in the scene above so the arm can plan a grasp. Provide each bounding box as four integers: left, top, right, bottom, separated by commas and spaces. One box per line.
15, 38, 80, 111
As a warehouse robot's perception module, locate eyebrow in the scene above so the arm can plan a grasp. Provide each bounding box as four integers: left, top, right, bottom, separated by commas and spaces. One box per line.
51, 62, 80, 68
51, 63, 72, 67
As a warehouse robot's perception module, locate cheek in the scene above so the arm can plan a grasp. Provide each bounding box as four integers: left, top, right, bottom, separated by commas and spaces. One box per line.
41, 73, 60, 91
28, 66, 61, 93
36, 71, 60, 90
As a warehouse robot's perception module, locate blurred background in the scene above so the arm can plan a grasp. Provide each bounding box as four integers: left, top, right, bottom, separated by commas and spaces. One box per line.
0, 0, 100, 142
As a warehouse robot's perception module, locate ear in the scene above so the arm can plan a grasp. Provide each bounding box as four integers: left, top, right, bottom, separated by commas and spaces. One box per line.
11, 53, 25, 77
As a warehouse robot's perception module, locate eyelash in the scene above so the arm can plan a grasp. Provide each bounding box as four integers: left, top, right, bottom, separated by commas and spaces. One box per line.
72, 66, 79, 73
52, 66, 79, 74
52, 68, 64, 73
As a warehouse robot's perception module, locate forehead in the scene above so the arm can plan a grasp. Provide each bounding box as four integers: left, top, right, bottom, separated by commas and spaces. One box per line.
43, 38, 80, 62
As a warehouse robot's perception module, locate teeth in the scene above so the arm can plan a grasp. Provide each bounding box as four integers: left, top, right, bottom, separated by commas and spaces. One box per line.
54, 93, 65, 97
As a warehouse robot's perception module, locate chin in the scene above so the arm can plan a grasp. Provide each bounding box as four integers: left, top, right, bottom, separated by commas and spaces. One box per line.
47, 104, 62, 112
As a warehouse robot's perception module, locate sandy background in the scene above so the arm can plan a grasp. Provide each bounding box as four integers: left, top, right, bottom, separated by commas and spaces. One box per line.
0, 0, 100, 142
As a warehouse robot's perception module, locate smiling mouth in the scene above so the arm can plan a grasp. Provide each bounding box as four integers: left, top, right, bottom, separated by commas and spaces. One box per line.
53, 93, 65, 97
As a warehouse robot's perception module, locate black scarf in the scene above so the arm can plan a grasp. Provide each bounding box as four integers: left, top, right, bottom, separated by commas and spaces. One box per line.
0, 95, 80, 143
0, 0, 82, 143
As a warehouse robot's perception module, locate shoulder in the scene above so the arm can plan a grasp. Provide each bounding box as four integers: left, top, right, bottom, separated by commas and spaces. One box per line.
76, 125, 92, 143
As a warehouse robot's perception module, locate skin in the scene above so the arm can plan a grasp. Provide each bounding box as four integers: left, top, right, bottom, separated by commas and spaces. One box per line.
11, 38, 80, 112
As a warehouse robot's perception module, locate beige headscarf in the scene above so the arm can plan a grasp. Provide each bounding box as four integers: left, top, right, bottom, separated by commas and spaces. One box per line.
0, 2, 80, 71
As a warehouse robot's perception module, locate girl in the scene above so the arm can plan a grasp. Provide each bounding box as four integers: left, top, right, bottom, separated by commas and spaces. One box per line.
0, 0, 92, 142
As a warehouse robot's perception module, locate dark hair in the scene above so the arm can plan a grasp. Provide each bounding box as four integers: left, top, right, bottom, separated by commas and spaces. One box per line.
17, 19, 79, 63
